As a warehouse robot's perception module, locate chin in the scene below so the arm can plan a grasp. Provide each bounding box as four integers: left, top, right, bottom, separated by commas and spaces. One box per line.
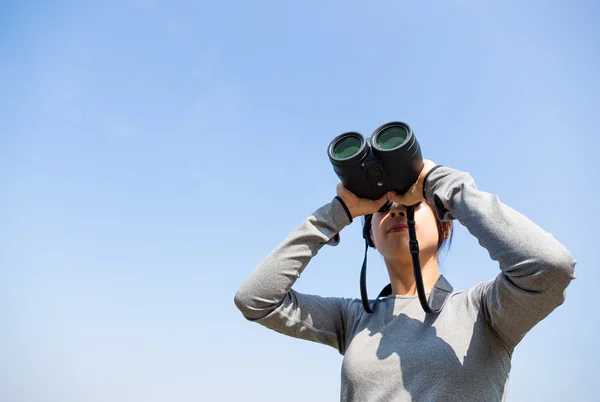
382, 249, 414, 265
382, 244, 436, 265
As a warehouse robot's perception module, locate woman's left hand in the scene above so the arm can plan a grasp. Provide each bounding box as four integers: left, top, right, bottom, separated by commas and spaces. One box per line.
388, 159, 437, 206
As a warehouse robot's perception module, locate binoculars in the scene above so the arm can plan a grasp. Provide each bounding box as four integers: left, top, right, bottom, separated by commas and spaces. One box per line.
327, 121, 424, 200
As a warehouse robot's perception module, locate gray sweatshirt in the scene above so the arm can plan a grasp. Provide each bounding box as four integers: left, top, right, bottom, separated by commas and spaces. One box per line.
234, 166, 576, 401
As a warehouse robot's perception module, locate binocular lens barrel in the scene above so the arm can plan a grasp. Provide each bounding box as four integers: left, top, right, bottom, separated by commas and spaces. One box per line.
374, 125, 409, 150
331, 134, 363, 160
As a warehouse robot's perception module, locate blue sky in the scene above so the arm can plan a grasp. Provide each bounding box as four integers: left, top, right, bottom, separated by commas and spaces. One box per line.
1, 1, 598, 401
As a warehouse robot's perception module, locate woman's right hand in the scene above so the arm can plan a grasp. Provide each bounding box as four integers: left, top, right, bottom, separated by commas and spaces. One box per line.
336, 182, 390, 219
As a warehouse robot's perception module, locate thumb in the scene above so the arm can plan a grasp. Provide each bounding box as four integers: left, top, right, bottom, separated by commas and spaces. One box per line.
369, 193, 390, 212
388, 191, 406, 205
376, 192, 391, 206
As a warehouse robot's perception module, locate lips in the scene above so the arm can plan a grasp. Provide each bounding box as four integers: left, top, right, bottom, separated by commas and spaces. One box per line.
388, 224, 408, 233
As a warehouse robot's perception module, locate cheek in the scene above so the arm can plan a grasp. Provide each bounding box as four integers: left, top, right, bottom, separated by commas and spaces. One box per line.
416, 209, 440, 244
370, 217, 385, 246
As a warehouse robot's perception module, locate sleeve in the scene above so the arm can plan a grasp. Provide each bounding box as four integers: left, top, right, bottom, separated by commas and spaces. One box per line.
233, 197, 361, 355
423, 166, 577, 349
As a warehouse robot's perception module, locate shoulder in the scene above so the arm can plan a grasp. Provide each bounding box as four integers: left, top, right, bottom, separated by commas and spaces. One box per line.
443, 281, 514, 352
444, 279, 496, 315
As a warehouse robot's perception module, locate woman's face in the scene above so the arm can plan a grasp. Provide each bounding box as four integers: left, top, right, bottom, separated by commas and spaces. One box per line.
370, 201, 441, 264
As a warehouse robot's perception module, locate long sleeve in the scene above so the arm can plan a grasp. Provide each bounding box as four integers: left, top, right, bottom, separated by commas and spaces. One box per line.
233, 197, 362, 354
423, 166, 577, 349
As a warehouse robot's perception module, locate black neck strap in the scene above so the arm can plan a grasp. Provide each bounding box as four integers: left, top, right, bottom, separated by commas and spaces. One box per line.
360, 205, 453, 314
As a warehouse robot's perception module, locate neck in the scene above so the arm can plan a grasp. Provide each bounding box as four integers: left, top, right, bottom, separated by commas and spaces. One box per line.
385, 253, 440, 296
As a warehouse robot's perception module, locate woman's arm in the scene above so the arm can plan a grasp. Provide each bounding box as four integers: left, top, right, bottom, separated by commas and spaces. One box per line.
233, 197, 362, 354
423, 166, 576, 349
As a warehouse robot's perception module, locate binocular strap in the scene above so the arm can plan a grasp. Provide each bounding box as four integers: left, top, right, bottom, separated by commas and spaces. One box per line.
360, 205, 453, 314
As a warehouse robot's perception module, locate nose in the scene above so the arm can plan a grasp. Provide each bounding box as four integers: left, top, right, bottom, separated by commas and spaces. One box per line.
390, 204, 407, 218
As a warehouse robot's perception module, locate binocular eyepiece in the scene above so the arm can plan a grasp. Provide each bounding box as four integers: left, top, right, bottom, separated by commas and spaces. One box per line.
328, 121, 424, 200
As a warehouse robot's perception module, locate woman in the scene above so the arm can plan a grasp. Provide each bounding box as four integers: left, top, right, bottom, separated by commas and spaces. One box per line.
234, 160, 576, 401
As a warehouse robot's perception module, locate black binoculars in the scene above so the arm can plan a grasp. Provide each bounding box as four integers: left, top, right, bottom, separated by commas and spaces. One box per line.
327, 121, 423, 200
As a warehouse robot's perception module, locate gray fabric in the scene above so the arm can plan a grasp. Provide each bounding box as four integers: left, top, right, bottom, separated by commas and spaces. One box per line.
234, 166, 576, 401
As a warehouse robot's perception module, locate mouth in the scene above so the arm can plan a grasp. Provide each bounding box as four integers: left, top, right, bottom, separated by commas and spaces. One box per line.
388, 224, 408, 233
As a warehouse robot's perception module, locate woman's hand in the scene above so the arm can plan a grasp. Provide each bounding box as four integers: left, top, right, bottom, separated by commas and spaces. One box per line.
336, 159, 437, 217
388, 159, 437, 206
336, 182, 390, 219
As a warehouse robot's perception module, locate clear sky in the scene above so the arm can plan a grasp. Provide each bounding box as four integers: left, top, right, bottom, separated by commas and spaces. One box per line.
1, 1, 598, 401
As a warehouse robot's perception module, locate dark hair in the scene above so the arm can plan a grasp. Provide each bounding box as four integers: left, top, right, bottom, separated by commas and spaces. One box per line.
363, 199, 453, 255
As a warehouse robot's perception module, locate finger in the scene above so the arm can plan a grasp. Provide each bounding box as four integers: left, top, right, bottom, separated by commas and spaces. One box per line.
375, 193, 390, 206
388, 191, 405, 204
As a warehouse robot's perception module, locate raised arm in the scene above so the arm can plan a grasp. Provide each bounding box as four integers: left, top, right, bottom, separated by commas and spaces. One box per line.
423, 165, 576, 348
233, 197, 362, 354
